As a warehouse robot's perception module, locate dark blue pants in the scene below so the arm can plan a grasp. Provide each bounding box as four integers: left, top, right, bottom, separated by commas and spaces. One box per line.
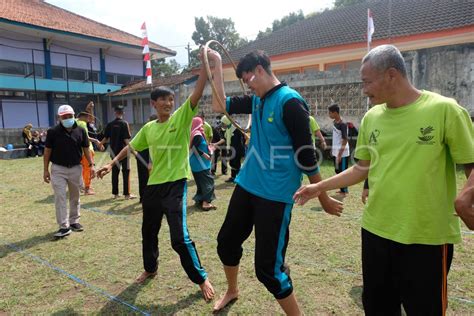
334, 156, 349, 193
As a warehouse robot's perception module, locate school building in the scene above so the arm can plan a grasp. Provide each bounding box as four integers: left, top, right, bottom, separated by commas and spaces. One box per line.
0, 0, 175, 130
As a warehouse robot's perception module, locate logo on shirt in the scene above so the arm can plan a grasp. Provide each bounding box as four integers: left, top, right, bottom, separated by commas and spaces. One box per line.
168, 124, 177, 133
267, 111, 274, 123
417, 126, 435, 145
369, 129, 380, 145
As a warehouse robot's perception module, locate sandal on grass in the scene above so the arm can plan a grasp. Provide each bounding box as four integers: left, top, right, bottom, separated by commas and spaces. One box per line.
201, 204, 217, 211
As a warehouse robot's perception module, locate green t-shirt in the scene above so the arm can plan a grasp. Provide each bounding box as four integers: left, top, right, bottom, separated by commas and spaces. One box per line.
309, 116, 320, 143
76, 119, 93, 151
355, 90, 474, 245
203, 121, 213, 143
130, 98, 198, 185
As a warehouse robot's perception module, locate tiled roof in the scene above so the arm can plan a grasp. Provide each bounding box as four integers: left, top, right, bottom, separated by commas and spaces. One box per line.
228, 0, 474, 61
109, 73, 197, 96
0, 0, 175, 55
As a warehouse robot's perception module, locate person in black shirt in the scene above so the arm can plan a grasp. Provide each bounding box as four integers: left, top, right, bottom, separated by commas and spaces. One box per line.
22, 123, 35, 157
43, 105, 94, 237
84, 101, 101, 151
100, 105, 135, 199
220, 116, 245, 183
210, 117, 228, 176
136, 114, 157, 203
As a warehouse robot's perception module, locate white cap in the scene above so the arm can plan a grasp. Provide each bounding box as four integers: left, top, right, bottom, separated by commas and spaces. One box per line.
57, 105, 75, 116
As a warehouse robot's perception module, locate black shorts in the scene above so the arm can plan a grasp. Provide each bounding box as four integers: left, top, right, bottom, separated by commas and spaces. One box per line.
362, 228, 453, 315
217, 185, 294, 299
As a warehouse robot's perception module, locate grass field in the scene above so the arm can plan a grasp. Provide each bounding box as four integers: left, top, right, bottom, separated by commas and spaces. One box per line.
1, 152, 473, 315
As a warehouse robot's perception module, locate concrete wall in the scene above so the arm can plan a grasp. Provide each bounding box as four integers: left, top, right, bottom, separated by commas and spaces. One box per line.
0, 128, 29, 147
405, 44, 473, 114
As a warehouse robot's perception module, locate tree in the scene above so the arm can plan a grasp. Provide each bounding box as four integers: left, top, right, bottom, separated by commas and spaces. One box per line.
186, 16, 248, 69
152, 58, 181, 77
256, 10, 305, 40
334, 0, 368, 9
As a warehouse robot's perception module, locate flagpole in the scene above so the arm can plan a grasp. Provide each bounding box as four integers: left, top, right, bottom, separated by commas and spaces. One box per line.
367, 8, 373, 52
367, 9, 370, 52
366, 8, 374, 111
141, 22, 152, 86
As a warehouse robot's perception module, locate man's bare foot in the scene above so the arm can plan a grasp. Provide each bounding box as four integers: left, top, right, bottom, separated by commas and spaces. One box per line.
213, 289, 239, 312
135, 271, 157, 284
199, 279, 215, 302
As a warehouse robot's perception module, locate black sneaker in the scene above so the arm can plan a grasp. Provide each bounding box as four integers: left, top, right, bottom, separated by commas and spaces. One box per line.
54, 228, 71, 237
70, 223, 84, 232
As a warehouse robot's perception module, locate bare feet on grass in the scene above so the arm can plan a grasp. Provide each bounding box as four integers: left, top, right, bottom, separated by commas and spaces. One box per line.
213, 289, 239, 312
135, 271, 157, 284
199, 279, 215, 302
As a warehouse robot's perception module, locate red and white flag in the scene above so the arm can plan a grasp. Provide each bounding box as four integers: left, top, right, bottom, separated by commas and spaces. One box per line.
141, 22, 152, 85
367, 9, 375, 50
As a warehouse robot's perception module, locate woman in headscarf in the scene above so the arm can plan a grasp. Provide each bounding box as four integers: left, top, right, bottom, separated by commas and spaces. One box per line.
189, 117, 216, 211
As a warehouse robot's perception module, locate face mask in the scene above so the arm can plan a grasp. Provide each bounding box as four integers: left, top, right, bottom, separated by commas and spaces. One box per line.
61, 118, 75, 128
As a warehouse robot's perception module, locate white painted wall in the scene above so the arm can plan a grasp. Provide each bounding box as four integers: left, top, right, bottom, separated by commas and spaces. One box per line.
0, 34, 45, 64
1, 100, 49, 128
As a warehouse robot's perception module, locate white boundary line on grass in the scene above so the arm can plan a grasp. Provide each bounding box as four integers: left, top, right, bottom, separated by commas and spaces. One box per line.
1, 241, 151, 316
80, 206, 474, 306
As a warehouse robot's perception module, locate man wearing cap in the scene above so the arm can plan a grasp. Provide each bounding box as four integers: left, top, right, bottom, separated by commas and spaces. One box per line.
43, 105, 95, 237
100, 105, 135, 199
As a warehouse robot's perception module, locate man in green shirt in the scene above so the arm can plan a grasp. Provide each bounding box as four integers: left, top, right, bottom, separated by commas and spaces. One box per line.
309, 115, 326, 150
97, 50, 216, 302
293, 45, 474, 315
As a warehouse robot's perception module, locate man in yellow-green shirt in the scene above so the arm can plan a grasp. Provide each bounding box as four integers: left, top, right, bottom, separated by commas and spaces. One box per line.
293, 45, 474, 315
97, 49, 217, 302
309, 115, 326, 150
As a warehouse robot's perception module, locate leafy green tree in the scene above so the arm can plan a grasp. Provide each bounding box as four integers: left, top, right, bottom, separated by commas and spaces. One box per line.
151, 58, 181, 77
257, 10, 305, 39
334, 0, 368, 9
186, 16, 248, 69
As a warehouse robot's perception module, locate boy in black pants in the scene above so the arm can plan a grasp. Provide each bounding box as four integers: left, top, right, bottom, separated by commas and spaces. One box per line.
97, 49, 215, 301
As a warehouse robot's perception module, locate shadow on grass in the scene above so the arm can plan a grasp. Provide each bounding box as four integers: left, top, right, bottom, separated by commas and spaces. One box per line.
51, 307, 81, 316
349, 285, 364, 310
35, 194, 55, 204
214, 182, 236, 191
0, 232, 63, 258
98, 282, 202, 315
309, 206, 323, 212
213, 298, 238, 315
81, 198, 143, 216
